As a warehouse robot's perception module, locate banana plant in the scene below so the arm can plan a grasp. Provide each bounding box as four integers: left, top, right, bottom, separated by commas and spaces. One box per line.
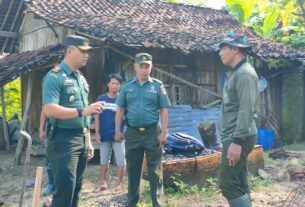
225, 0, 256, 23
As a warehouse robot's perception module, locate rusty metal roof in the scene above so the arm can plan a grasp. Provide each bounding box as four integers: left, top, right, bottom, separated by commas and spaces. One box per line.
0, 0, 26, 53
0, 44, 63, 86
23, 0, 305, 61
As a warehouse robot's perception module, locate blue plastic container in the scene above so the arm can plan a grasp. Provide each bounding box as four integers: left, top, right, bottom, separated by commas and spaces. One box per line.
257, 129, 275, 151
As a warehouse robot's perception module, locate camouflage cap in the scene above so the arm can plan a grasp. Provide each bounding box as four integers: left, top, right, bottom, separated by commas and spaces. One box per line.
135, 53, 152, 65
64, 35, 92, 51
216, 31, 251, 49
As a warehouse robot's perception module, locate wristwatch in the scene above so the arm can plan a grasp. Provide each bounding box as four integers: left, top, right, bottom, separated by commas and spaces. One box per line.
77, 108, 83, 117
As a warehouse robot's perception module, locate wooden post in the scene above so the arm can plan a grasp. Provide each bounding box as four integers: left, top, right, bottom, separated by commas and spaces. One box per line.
32, 167, 43, 207
1, 85, 10, 151
15, 74, 34, 164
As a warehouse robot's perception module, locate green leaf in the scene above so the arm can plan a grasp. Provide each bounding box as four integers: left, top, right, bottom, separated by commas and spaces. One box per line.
262, 8, 280, 38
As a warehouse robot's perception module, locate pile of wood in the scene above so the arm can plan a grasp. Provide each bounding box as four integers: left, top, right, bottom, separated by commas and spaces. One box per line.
259, 150, 305, 182
269, 149, 301, 160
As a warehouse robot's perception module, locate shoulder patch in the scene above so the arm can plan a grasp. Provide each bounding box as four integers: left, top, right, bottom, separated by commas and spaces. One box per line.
152, 78, 163, 84
52, 66, 62, 73
49, 73, 58, 79
161, 85, 167, 95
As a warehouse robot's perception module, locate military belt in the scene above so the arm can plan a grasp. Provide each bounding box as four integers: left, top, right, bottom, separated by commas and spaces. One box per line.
56, 127, 88, 134
128, 123, 157, 132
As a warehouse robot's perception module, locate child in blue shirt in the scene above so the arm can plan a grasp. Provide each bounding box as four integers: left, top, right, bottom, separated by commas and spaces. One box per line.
95, 73, 125, 193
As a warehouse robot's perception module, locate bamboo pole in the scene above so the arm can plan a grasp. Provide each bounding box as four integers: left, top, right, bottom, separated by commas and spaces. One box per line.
32, 167, 43, 207
1, 85, 10, 151
15, 73, 34, 164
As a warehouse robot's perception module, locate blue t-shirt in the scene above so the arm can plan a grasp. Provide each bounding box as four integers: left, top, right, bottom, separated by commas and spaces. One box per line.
96, 94, 125, 142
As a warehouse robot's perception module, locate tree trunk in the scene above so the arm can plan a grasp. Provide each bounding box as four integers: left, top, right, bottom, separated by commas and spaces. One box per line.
1, 86, 10, 151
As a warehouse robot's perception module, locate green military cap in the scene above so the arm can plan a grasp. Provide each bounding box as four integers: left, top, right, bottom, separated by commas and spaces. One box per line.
216, 31, 251, 49
135, 53, 152, 65
64, 35, 92, 51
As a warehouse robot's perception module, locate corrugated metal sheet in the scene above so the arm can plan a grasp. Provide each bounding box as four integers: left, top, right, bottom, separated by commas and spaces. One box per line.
167, 104, 220, 141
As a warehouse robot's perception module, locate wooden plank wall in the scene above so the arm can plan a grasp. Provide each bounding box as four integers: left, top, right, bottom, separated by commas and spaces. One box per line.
121, 49, 224, 107
19, 14, 70, 51
83, 47, 106, 102
256, 66, 283, 138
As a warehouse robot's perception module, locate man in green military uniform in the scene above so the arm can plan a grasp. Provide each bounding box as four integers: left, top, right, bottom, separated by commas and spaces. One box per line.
42, 35, 104, 207
216, 32, 259, 207
115, 53, 171, 207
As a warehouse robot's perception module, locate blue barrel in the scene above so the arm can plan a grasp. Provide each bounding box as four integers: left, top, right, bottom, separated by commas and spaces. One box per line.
257, 129, 275, 151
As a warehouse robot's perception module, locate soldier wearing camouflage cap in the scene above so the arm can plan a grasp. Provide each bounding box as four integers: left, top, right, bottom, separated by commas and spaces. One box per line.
217, 31, 258, 207
115, 53, 171, 207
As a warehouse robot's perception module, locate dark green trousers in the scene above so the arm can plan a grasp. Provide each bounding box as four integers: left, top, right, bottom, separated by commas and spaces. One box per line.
47, 128, 88, 207
125, 126, 165, 207
219, 135, 257, 200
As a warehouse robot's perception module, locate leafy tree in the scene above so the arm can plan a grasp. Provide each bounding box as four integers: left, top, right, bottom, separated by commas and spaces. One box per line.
226, 0, 256, 23
0, 78, 22, 121
225, 0, 305, 50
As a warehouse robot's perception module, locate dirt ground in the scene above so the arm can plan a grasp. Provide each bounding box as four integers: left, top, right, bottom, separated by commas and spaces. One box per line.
0, 147, 304, 207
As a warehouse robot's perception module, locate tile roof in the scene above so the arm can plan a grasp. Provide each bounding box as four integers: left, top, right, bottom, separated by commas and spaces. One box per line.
0, 44, 63, 86
24, 0, 305, 62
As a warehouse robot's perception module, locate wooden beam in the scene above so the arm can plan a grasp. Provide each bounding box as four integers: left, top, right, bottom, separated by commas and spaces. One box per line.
0, 86, 10, 151
0, 31, 20, 38
200, 99, 222, 109
32, 167, 43, 207
153, 68, 223, 98
0, 0, 14, 30
15, 73, 33, 164
268, 71, 283, 80
2, 0, 24, 53
107, 46, 223, 98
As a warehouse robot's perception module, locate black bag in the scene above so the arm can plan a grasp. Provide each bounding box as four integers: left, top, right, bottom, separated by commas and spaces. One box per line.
164, 132, 204, 157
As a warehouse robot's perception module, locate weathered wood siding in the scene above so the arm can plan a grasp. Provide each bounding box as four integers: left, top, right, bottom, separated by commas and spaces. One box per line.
121, 49, 225, 106
83, 47, 106, 102
255, 65, 283, 139
19, 13, 71, 51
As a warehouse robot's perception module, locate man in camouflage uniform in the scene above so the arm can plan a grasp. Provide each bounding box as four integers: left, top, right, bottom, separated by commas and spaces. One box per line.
216, 32, 259, 207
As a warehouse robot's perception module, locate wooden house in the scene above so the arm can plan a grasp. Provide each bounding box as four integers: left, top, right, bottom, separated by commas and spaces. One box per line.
1, 0, 305, 159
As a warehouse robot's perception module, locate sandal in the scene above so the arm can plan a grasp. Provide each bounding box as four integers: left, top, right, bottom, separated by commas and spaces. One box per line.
114, 185, 123, 194
93, 184, 108, 192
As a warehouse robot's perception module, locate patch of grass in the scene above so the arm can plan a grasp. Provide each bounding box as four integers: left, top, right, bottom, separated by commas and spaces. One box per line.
165, 175, 201, 195
249, 175, 274, 191
283, 143, 305, 151
83, 163, 100, 184
263, 151, 281, 167
1, 204, 13, 207
162, 175, 219, 203
136, 177, 211, 207
137, 180, 153, 207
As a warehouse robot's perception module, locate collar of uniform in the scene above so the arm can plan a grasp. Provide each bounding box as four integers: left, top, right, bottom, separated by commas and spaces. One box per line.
132, 77, 153, 84
233, 58, 246, 71
60, 61, 74, 75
